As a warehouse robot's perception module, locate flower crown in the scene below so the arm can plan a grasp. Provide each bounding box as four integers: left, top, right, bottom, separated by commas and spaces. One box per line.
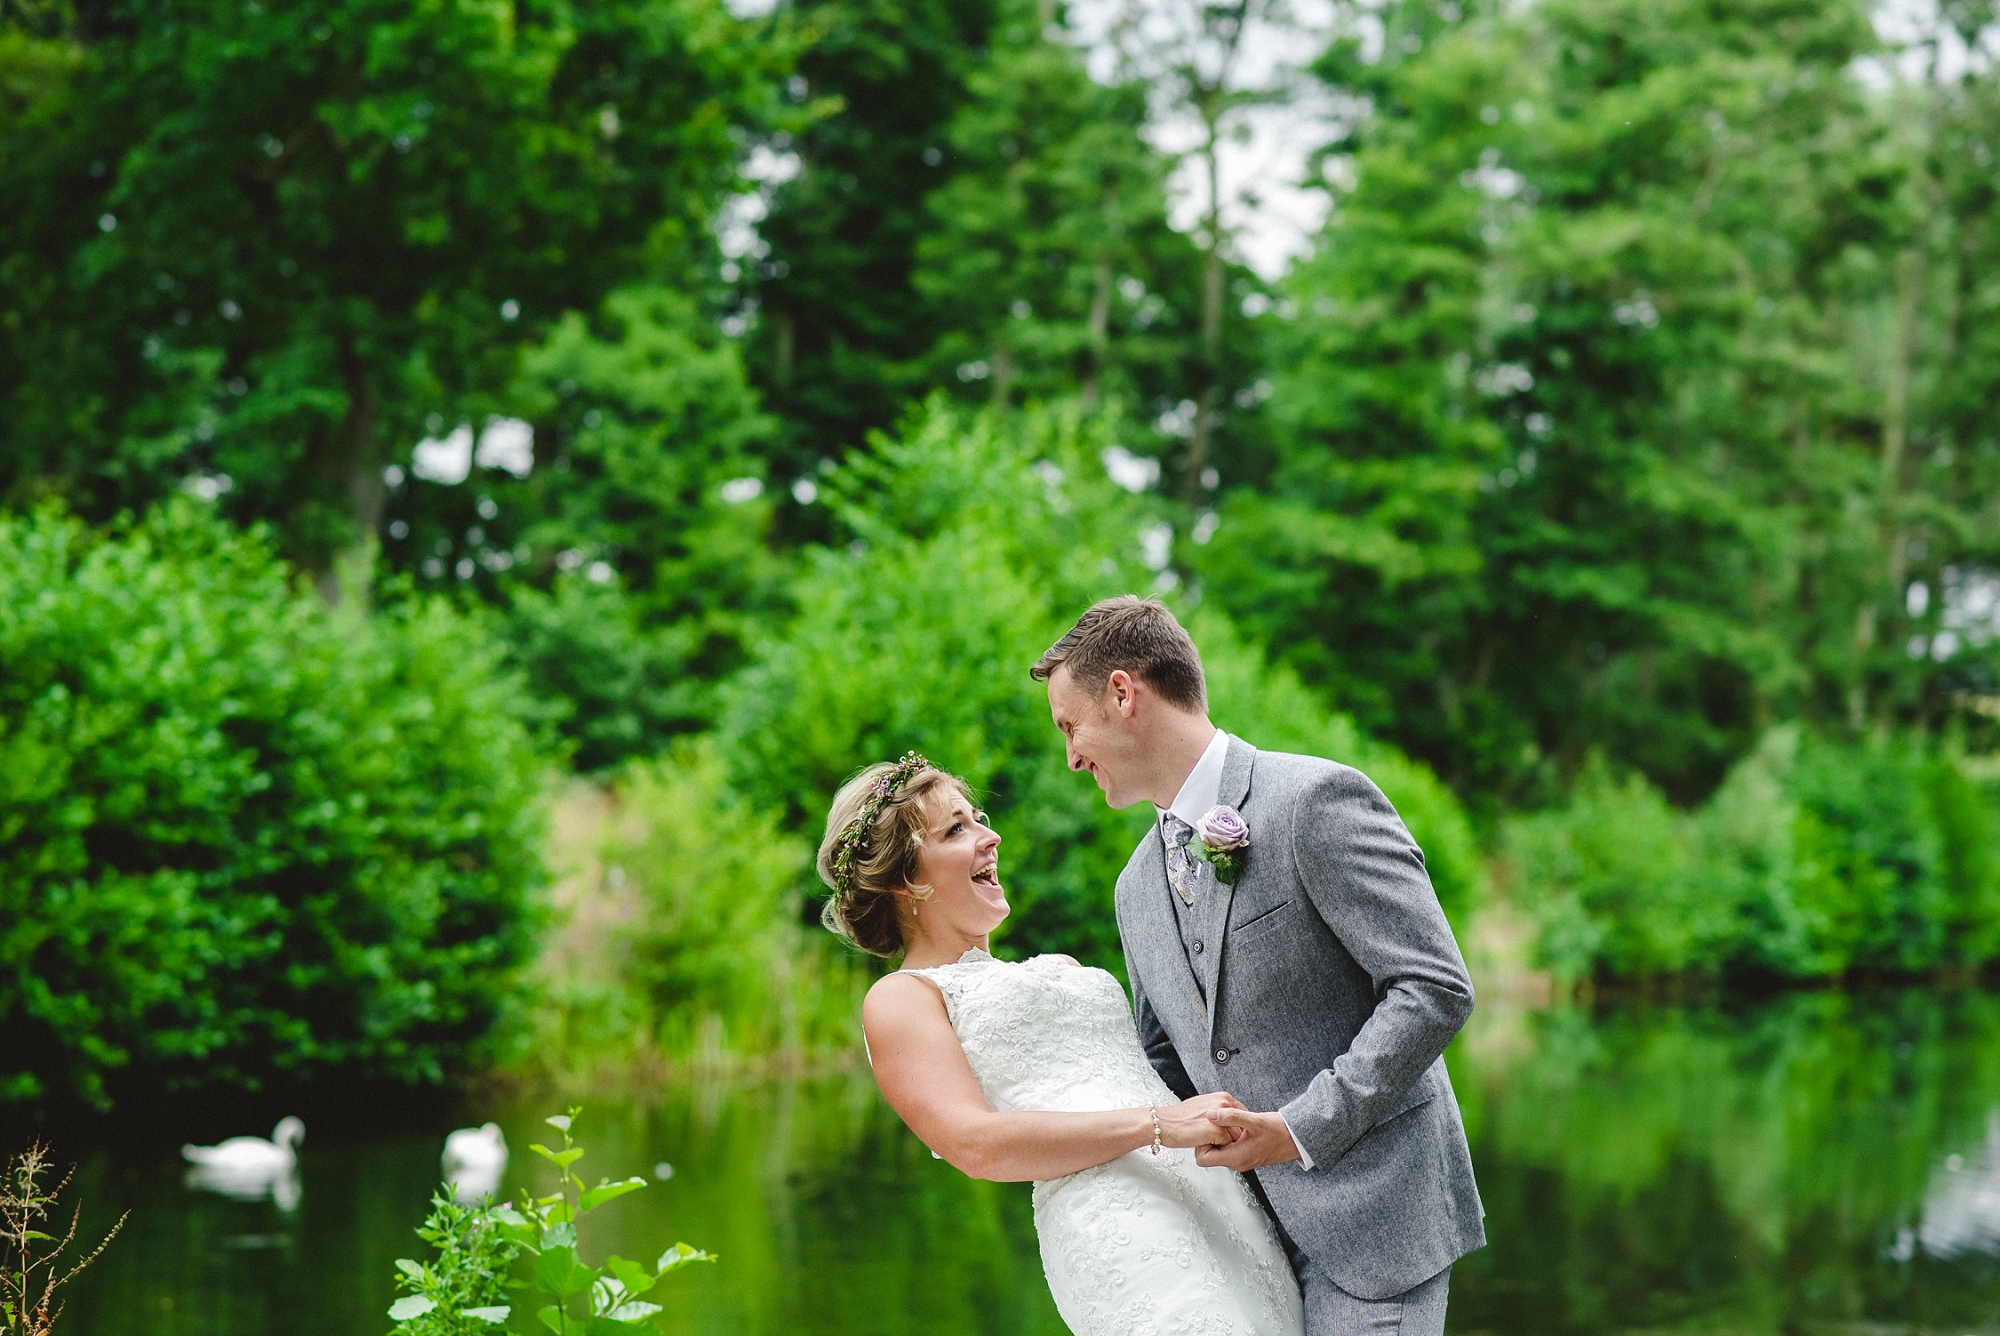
830, 751, 934, 896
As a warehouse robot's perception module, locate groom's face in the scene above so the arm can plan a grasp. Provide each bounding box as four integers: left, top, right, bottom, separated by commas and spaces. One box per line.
1047, 665, 1146, 808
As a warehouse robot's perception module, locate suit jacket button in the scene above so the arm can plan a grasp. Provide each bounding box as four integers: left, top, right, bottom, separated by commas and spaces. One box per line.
1192, 938, 1204, 954
1215, 1049, 1229, 1064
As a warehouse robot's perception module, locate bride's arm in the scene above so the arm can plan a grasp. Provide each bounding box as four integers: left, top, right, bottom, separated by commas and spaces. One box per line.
864, 974, 1241, 1183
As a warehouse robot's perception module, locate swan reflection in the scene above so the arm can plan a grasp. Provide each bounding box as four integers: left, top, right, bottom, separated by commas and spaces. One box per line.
1918, 1111, 2000, 1260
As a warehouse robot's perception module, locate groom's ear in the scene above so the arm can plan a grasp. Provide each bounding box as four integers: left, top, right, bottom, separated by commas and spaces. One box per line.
1106, 669, 1140, 719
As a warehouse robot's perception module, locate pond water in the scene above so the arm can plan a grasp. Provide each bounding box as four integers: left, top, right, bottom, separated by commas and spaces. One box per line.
45, 986, 2000, 1335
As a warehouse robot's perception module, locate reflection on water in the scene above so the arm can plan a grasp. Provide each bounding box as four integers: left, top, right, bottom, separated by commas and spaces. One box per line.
1449, 987, 2000, 1333
1919, 1114, 2000, 1262
52, 987, 2000, 1334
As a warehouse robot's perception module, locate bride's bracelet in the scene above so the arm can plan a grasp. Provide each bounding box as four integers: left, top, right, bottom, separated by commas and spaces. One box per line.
1148, 1107, 1162, 1156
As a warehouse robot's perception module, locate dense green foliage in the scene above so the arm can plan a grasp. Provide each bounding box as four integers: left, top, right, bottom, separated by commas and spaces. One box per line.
0, 0, 790, 576
718, 399, 1478, 968
1176, 0, 2000, 824
466, 285, 786, 768
528, 743, 866, 1073
9, 0, 2000, 1093
1509, 729, 2000, 982
0, 504, 544, 1108
385, 1191, 517, 1334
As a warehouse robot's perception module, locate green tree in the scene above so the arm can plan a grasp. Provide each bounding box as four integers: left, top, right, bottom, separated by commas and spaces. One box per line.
910, 1, 1205, 419
0, 0, 787, 579
741, 0, 998, 472
1197, 0, 1901, 811
383, 284, 789, 768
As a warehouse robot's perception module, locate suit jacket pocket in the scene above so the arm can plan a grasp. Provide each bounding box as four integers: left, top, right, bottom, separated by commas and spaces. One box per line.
1228, 897, 1295, 946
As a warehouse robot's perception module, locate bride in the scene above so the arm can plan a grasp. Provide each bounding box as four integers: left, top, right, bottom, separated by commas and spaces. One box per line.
819, 752, 1305, 1336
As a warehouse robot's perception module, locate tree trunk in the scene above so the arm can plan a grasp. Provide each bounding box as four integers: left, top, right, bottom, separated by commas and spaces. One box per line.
1083, 181, 1118, 409
775, 312, 795, 387
1851, 245, 1925, 727
315, 339, 381, 607
990, 344, 1013, 409
1184, 132, 1225, 505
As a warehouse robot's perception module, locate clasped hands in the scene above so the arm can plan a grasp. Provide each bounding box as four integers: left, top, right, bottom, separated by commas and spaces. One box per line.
1156, 1092, 1301, 1172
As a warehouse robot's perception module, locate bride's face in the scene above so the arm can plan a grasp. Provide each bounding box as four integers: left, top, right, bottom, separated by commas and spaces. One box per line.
909, 793, 1007, 933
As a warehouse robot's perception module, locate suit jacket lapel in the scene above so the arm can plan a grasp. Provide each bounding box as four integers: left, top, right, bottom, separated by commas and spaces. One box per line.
1217, 733, 1254, 810
1199, 736, 1257, 1031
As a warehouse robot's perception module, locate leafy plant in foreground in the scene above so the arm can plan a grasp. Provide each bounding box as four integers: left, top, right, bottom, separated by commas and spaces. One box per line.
1, 1143, 126, 1336
386, 1192, 517, 1334
387, 1111, 711, 1334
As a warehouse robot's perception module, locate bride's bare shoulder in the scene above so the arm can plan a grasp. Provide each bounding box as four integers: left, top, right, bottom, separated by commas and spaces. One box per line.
862, 970, 953, 1054
865, 969, 945, 1012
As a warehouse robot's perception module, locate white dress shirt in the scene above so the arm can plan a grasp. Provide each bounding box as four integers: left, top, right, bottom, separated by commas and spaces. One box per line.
1155, 728, 1315, 1170
1157, 726, 1231, 831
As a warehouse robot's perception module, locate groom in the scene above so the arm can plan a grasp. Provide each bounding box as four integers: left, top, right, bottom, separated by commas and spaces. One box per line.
1033, 597, 1484, 1335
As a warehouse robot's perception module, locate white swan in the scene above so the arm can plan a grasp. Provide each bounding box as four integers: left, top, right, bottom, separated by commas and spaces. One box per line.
183, 1116, 305, 1209
442, 1122, 507, 1202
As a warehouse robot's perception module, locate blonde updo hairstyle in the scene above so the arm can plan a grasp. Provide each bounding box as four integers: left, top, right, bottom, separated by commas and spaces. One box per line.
816, 760, 974, 957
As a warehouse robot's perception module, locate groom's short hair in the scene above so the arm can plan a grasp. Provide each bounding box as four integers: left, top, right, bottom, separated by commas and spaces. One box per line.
1031, 596, 1207, 712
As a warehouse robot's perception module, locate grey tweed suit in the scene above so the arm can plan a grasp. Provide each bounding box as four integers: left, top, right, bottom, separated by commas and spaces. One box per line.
1115, 736, 1486, 1310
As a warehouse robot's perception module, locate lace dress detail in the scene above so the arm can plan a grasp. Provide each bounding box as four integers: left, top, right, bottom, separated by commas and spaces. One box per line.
905, 951, 1304, 1336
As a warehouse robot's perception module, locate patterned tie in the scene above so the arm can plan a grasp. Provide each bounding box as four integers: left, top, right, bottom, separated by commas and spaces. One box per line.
1163, 814, 1200, 906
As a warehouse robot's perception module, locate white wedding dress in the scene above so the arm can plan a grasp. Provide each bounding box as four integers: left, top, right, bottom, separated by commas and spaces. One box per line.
902, 949, 1304, 1336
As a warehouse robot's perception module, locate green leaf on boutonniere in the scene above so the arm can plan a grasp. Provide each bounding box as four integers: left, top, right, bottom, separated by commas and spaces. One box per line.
1188, 842, 1246, 885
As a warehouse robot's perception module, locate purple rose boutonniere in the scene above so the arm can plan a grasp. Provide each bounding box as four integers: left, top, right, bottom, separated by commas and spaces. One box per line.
1190, 805, 1250, 884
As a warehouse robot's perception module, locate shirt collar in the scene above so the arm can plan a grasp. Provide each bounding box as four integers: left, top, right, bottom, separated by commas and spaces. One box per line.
1157, 727, 1228, 831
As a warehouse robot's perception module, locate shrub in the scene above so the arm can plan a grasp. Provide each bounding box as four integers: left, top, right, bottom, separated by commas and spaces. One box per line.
719, 400, 1482, 970
0, 503, 546, 1108
491, 575, 702, 773
1507, 727, 2000, 982
534, 742, 867, 1069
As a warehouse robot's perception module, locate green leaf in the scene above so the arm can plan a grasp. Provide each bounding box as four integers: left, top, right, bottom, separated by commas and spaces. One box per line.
533, 1244, 597, 1299
656, 1243, 716, 1273
537, 1303, 567, 1333
578, 1176, 647, 1212
394, 1258, 425, 1280
465, 1305, 513, 1323
530, 1142, 585, 1169
605, 1299, 663, 1323
387, 1296, 437, 1321
543, 1222, 577, 1250
604, 1254, 655, 1297
545, 1114, 573, 1133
